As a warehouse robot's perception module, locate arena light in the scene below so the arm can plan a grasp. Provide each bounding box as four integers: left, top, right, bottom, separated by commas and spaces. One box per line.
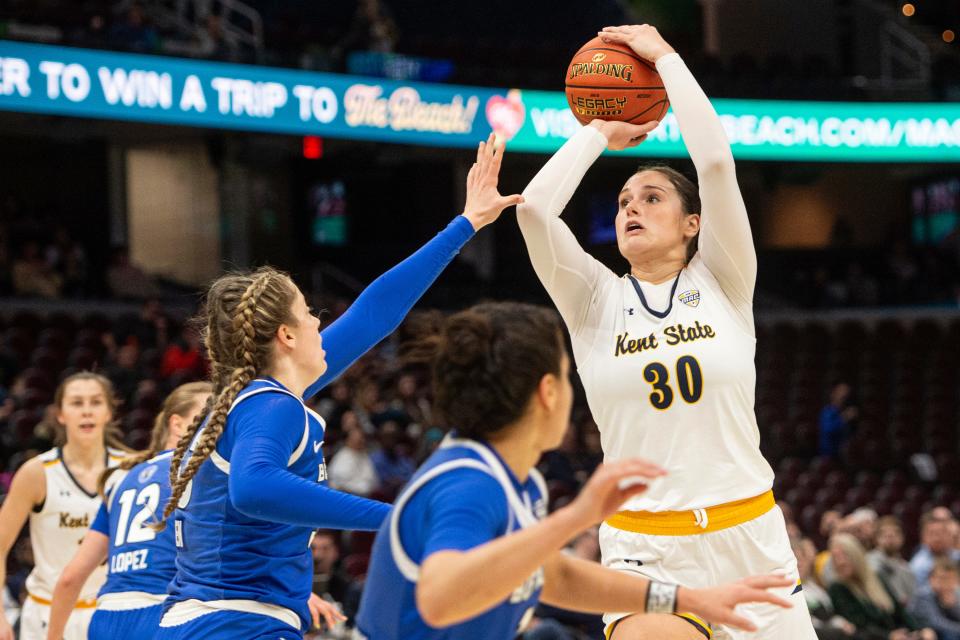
302, 135, 323, 159
943, 30, 956, 43
902, 3, 916, 17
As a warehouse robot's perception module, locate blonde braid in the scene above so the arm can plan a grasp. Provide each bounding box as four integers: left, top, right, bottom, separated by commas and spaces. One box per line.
159, 271, 280, 527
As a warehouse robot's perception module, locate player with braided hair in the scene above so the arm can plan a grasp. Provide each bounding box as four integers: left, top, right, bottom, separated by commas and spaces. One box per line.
155, 135, 523, 639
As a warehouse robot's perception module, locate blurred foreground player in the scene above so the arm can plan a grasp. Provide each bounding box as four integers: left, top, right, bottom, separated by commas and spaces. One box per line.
356, 302, 793, 639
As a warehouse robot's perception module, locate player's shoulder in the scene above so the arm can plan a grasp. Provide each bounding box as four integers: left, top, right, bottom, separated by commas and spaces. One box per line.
15, 452, 49, 480
104, 467, 131, 498
127, 451, 173, 483
107, 446, 129, 466
35, 447, 60, 465
230, 383, 304, 415
413, 449, 502, 497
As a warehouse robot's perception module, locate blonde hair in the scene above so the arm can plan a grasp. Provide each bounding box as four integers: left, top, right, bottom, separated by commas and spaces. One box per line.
158, 267, 297, 527
831, 532, 894, 612
52, 371, 129, 453
98, 381, 212, 496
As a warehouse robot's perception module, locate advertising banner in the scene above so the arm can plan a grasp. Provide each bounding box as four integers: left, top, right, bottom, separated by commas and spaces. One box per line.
1, 40, 958, 162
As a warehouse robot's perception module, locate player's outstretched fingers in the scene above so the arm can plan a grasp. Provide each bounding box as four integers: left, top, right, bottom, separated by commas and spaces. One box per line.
737, 575, 794, 608
713, 608, 758, 633
466, 163, 479, 190
738, 586, 792, 609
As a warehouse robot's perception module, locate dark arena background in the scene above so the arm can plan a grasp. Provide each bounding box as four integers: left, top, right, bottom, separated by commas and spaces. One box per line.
0, 1, 959, 639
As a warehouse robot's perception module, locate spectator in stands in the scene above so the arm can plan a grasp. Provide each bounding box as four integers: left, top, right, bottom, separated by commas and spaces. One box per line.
928, 509, 960, 552
45, 226, 88, 297
351, 379, 382, 434
389, 373, 431, 430
106, 247, 161, 299
113, 299, 169, 351
816, 510, 844, 586
910, 559, 960, 640
829, 533, 936, 640
103, 342, 143, 405
370, 420, 415, 497
327, 426, 380, 497
792, 536, 856, 639
340, 0, 399, 55
819, 382, 858, 458
912, 511, 960, 586
12, 242, 62, 298
163, 12, 239, 61
870, 517, 918, 607
315, 380, 352, 436
198, 13, 238, 61
108, 2, 159, 53
310, 530, 353, 617
910, 508, 960, 585
843, 508, 878, 551
160, 326, 206, 380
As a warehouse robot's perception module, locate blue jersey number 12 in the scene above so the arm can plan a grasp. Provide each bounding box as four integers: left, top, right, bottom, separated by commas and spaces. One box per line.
114, 483, 161, 546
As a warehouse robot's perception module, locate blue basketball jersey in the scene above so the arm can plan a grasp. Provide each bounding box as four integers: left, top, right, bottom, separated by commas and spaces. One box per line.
164, 378, 328, 632
91, 451, 177, 597
356, 436, 548, 640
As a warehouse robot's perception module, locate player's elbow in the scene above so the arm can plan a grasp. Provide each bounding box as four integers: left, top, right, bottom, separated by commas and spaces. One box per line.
228, 474, 269, 518
698, 149, 736, 177
415, 582, 457, 628
516, 185, 548, 222
415, 556, 467, 628
56, 567, 83, 592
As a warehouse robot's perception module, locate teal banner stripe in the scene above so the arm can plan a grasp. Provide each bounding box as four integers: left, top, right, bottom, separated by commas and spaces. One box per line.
1, 41, 958, 162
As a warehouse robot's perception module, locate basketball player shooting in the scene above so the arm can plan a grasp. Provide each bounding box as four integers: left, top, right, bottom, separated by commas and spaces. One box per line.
516, 24, 817, 640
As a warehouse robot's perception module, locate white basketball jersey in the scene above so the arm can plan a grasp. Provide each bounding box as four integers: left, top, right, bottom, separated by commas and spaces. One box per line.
25, 448, 125, 601
575, 255, 773, 512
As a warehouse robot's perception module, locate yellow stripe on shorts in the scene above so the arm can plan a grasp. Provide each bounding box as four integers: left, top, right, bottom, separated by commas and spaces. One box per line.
605, 490, 775, 535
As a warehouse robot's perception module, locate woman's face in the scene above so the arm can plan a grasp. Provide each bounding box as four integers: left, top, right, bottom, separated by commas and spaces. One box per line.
58, 379, 112, 446
615, 171, 698, 267
166, 394, 211, 449
830, 543, 855, 581
286, 287, 327, 381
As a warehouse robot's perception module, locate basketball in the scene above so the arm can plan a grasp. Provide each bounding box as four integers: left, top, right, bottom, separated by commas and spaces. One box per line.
565, 36, 669, 126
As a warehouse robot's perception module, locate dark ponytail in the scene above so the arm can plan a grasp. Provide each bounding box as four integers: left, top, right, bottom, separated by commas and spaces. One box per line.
404, 302, 565, 439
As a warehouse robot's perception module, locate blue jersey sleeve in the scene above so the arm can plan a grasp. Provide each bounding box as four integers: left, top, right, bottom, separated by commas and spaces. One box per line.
91, 502, 109, 536
414, 468, 508, 559
228, 393, 390, 530
304, 216, 474, 399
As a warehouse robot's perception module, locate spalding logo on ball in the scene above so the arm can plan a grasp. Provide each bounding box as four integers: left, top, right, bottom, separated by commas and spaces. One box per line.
565, 36, 669, 126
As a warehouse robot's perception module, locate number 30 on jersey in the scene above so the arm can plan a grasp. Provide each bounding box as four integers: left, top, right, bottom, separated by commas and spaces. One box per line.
642, 355, 703, 410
